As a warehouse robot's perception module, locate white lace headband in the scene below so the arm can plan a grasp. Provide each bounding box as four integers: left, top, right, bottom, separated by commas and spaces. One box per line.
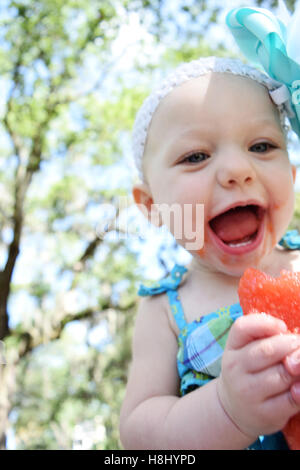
132, 56, 291, 182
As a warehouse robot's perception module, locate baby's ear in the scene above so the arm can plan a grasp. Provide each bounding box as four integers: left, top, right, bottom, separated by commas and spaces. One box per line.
292, 164, 297, 184
132, 183, 162, 227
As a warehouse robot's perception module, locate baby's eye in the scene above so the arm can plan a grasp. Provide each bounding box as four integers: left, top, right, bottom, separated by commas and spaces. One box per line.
180, 152, 210, 164
250, 142, 276, 153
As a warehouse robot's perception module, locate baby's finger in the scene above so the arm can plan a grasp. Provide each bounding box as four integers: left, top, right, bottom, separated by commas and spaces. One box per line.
250, 363, 295, 398
284, 348, 300, 377
244, 334, 300, 373
227, 313, 287, 350
262, 387, 300, 429
290, 382, 300, 405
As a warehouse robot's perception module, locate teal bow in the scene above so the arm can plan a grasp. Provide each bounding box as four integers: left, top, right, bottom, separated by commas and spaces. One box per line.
226, 6, 300, 139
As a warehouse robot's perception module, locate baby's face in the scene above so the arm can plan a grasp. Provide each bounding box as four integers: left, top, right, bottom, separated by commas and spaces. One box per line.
133, 72, 296, 276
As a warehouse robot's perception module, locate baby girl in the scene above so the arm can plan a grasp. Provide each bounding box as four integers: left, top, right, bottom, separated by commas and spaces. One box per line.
120, 5, 300, 450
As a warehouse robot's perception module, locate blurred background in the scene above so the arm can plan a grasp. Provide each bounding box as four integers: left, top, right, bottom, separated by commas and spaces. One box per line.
0, 0, 300, 450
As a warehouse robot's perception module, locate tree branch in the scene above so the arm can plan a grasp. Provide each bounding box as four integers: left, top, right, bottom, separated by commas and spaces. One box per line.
11, 299, 136, 361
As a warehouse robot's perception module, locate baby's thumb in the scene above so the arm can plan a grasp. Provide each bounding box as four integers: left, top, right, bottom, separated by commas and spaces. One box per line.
227, 313, 287, 350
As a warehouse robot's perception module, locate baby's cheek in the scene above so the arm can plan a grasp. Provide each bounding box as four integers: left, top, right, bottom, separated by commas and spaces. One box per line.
270, 182, 295, 240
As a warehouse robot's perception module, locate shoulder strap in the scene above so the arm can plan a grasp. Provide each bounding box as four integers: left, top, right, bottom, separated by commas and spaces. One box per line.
278, 229, 300, 250
166, 289, 188, 330
137, 263, 187, 296
137, 263, 188, 330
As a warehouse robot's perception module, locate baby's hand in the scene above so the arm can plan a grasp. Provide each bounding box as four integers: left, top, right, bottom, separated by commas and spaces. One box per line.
217, 313, 300, 439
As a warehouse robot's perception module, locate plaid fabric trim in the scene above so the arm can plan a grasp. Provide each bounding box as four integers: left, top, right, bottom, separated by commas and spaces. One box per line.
183, 311, 239, 377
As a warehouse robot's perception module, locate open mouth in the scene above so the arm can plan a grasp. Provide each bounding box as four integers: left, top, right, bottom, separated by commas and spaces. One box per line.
208, 204, 265, 254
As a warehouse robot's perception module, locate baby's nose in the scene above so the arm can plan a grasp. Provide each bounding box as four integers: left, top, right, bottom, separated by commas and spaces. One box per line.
216, 155, 256, 188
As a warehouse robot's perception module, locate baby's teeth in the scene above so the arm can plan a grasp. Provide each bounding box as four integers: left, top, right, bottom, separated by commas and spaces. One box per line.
228, 239, 252, 247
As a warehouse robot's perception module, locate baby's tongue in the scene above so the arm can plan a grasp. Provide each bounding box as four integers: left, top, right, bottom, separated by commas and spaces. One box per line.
210, 206, 259, 243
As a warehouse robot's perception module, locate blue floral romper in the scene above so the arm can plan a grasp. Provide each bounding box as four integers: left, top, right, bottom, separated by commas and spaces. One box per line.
137, 230, 300, 450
